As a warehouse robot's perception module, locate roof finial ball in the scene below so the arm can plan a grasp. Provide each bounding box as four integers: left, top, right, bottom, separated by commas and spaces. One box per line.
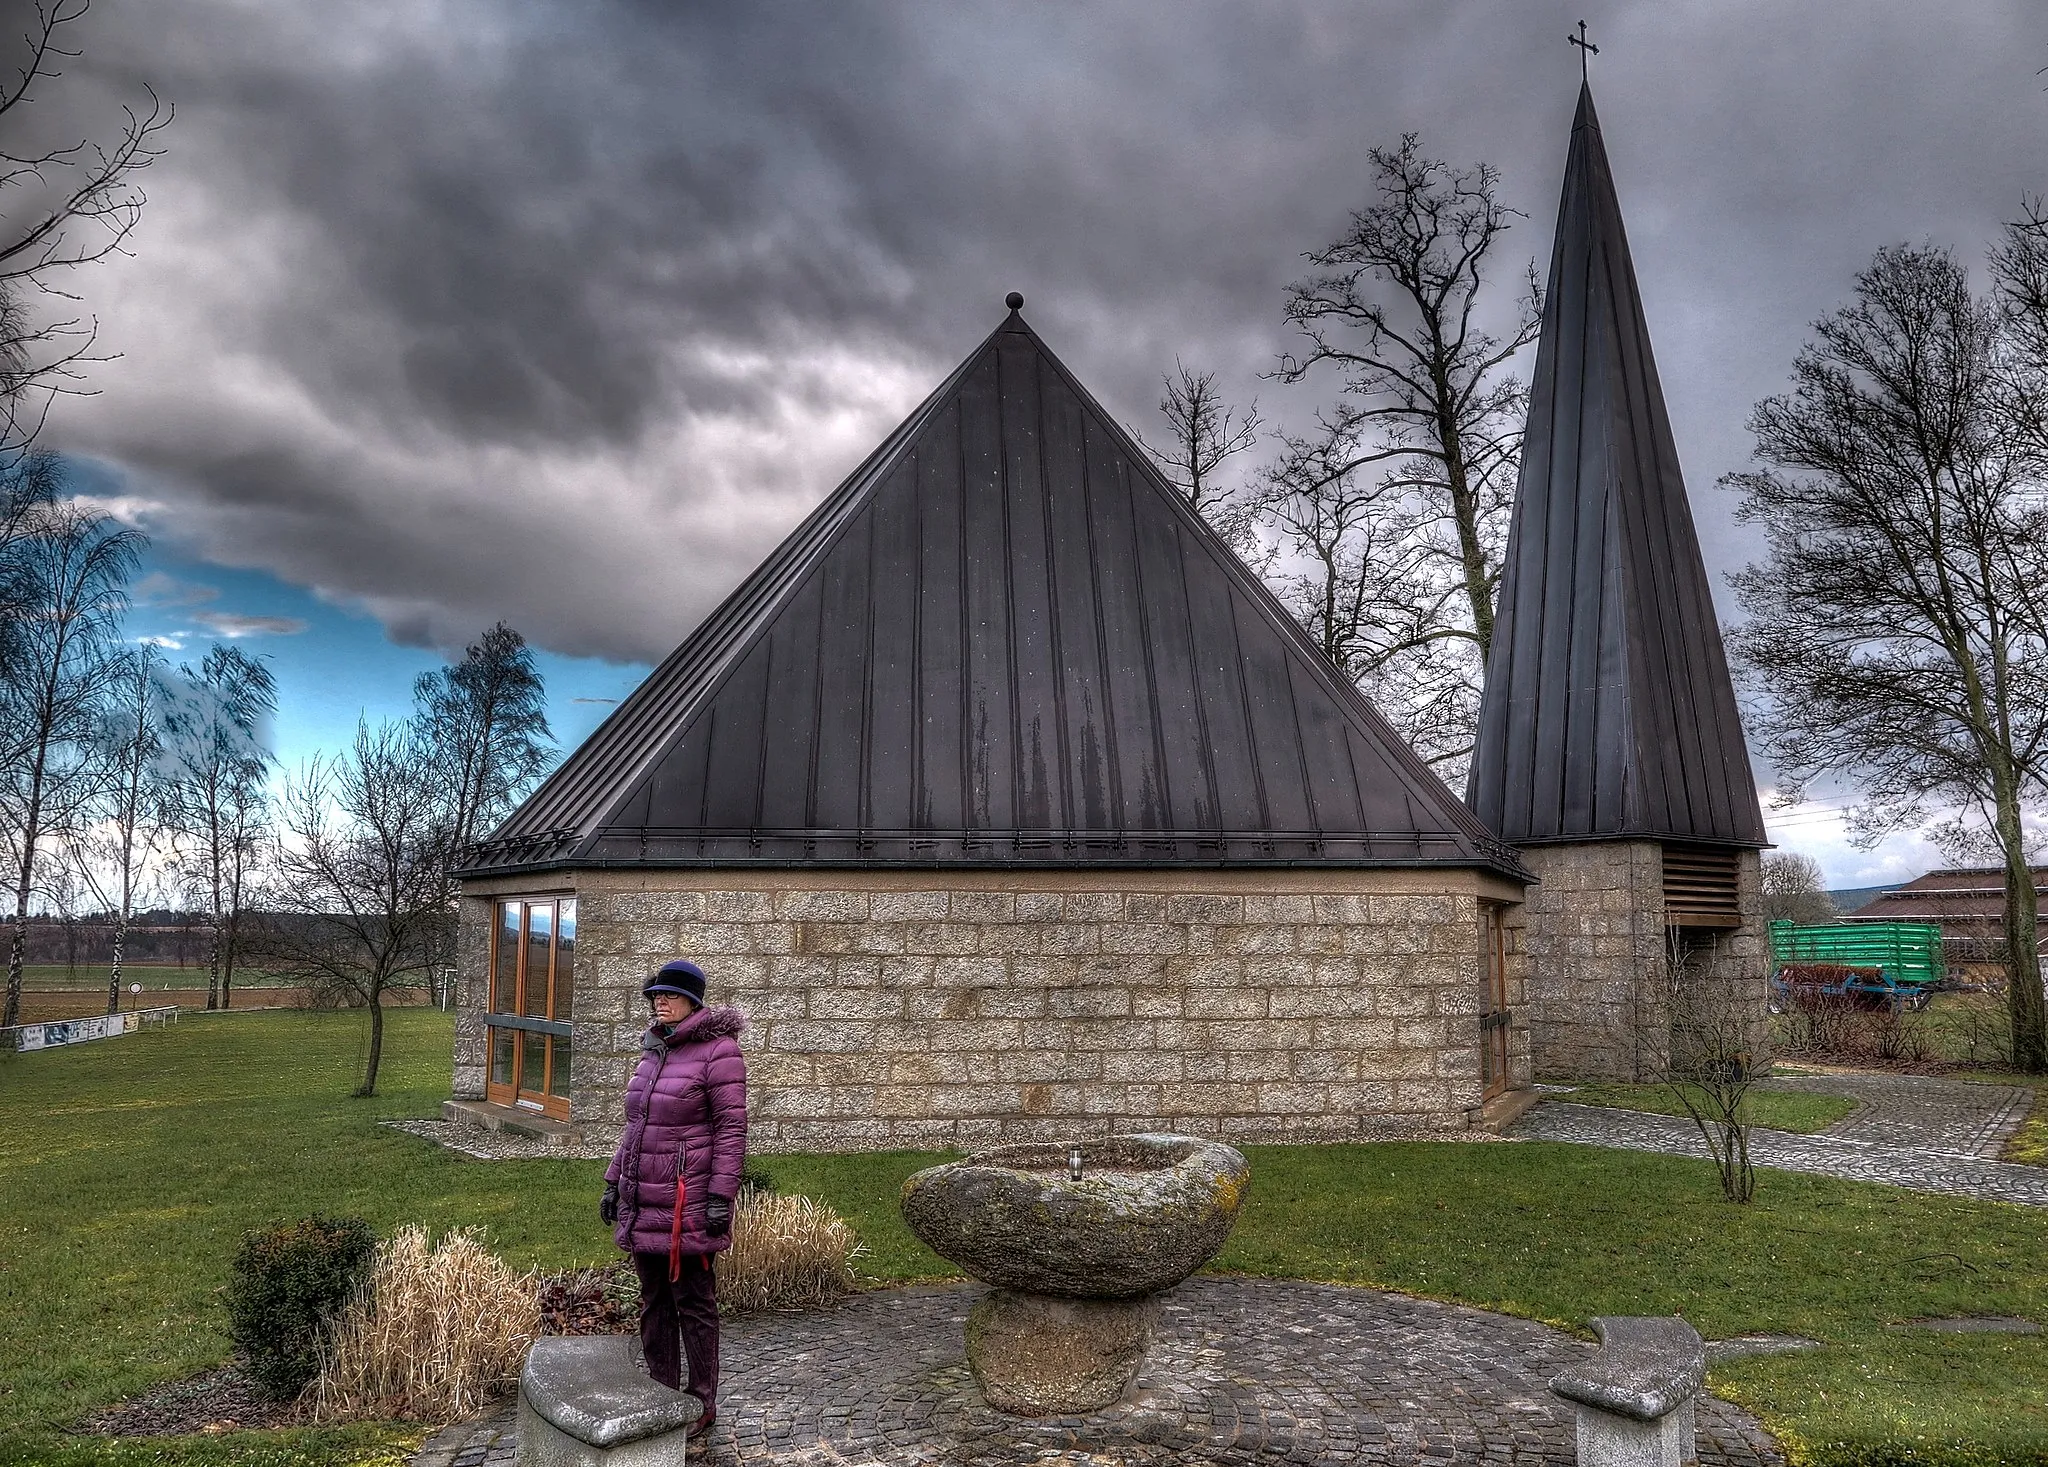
1005, 291, 1025, 312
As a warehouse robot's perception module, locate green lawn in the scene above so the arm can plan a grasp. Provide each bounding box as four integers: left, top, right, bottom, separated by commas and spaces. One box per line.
1999, 1080, 2048, 1168
1553, 1080, 1859, 1134
3, 1012, 2045, 1466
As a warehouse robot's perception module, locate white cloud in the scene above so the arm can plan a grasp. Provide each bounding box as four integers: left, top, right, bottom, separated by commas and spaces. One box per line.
190, 611, 310, 638
131, 571, 220, 609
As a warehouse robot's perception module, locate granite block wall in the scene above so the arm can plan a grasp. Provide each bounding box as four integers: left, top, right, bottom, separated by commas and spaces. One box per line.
454, 869, 1530, 1152
1517, 842, 1765, 1083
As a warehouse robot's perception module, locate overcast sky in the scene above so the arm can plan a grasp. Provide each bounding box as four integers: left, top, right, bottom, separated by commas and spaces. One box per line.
28, 0, 2048, 885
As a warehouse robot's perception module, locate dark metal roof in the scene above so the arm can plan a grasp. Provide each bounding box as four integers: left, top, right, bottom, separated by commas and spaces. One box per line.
1467, 84, 1766, 849
464, 303, 1525, 878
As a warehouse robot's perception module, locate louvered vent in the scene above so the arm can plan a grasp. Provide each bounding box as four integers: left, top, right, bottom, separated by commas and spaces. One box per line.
1663, 843, 1742, 929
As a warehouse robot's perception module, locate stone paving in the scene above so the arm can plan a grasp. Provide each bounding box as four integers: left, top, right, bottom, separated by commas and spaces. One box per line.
379, 1118, 615, 1162
415, 1278, 1780, 1466
1512, 1101, 2048, 1207
1766, 1070, 2033, 1157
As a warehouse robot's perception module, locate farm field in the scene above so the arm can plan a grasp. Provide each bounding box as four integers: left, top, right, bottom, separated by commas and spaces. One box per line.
0, 1010, 2043, 1466
9, 966, 432, 1024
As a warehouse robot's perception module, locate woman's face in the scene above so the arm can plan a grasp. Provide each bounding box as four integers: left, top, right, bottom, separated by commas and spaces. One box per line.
651, 992, 697, 1025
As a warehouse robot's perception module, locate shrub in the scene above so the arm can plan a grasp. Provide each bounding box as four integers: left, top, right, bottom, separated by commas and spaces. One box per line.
715, 1192, 863, 1312
225, 1215, 377, 1400
738, 1163, 778, 1198
305, 1224, 539, 1424
537, 1263, 637, 1336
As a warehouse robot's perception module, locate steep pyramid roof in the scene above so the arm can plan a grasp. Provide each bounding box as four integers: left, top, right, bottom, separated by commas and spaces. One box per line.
463, 301, 1523, 878
1467, 85, 1765, 848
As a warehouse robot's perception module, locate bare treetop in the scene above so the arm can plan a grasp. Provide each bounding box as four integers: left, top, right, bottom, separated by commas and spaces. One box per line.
0, 0, 171, 459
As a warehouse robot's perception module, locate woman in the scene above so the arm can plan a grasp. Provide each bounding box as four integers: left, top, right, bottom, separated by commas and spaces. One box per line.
600, 958, 748, 1435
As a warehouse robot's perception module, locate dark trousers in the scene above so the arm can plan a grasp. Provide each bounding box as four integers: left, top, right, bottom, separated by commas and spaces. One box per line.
632, 1251, 720, 1408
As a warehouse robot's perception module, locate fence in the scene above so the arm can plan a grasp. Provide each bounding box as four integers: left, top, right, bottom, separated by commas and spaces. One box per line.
4, 1006, 180, 1053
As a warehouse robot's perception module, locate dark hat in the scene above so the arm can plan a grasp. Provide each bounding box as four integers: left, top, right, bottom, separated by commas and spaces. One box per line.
643, 960, 707, 1006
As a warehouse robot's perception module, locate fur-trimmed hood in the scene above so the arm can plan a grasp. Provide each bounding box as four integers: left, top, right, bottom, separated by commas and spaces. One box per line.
641, 1002, 749, 1052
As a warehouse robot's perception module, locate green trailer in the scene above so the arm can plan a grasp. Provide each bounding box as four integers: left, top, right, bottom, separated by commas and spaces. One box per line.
1768, 920, 1946, 1009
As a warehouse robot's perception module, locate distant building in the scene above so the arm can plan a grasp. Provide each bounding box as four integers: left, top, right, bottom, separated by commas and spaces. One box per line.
1845, 868, 2048, 977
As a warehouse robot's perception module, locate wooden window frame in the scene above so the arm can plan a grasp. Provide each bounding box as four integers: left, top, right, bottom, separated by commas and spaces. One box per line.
485, 894, 576, 1120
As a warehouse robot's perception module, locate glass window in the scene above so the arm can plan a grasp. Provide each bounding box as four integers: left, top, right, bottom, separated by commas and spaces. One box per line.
523, 902, 553, 1019
548, 1035, 573, 1098
521, 1030, 548, 1097
554, 900, 576, 1022
492, 902, 520, 1012
490, 1027, 516, 1086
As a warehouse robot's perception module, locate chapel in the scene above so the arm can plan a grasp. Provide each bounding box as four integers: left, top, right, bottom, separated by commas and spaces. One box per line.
449, 296, 1534, 1150
448, 79, 1769, 1146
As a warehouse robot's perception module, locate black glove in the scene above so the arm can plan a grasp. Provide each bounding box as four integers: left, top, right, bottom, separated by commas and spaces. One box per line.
600, 1182, 620, 1226
703, 1195, 733, 1237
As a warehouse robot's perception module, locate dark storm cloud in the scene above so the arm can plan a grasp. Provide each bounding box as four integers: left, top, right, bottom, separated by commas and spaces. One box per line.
36, 0, 2048, 672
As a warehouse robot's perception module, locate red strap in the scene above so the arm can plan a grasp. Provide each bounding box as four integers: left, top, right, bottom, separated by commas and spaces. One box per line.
668, 1164, 687, 1282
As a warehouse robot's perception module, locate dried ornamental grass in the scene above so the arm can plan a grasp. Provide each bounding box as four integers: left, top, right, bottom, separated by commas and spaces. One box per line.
305, 1225, 540, 1425
715, 1192, 864, 1313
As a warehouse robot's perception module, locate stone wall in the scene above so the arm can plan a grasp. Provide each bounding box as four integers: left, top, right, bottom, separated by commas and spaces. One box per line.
1517, 842, 1669, 1082
454, 868, 1530, 1152
1516, 842, 1765, 1083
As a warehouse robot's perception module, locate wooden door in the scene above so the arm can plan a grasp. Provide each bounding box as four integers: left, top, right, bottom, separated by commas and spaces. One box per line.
1479, 903, 1512, 1099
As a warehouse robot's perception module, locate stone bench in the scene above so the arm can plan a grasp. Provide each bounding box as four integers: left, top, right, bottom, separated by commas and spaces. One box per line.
517, 1336, 702, 1466
1549, 1316, 1706, 1467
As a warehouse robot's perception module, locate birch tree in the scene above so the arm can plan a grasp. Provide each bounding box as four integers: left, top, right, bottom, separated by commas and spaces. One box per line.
71, 643, 171, 1011
410, 621, 552, 857
159, 644, 274, 1011
0, 495, 139, 1027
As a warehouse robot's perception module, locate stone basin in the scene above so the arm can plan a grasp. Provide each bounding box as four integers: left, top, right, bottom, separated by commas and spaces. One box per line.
899, 1134, 1250, 1416
901, 1133, 1249, 1298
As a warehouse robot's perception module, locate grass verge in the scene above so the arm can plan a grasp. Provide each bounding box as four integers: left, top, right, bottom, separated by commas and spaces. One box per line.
1552, 1080, 1858, 1134
3, 1011, 2044, 1465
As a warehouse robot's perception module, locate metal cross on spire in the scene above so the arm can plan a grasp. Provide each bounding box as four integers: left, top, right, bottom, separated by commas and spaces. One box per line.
1569, 19, 1598, 80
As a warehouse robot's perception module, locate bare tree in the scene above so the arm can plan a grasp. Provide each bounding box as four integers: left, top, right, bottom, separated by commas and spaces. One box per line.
1258, 433, 1478, 769
1274, 135, 1540, 665
1134, 362, 1264, 556
70, 642, 170, 1012
1664, 931, 1768, 1203
1726, 243, 2048, 1073
261, 722, 454, 1097
0, 1, 171, 461
1761, 852, 1837, 927
0, 493, 140, 1027
159, 645, 275, 1012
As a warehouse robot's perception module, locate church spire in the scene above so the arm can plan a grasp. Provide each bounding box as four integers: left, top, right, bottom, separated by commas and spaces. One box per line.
1467, 84, 1765, 848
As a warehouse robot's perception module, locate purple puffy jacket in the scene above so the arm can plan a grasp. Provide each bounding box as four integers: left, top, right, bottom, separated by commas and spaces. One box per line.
605, 1003, 749, 1259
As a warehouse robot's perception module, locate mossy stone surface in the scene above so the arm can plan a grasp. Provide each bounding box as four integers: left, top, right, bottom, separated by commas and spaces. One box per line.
900, 1134, 1249, 1297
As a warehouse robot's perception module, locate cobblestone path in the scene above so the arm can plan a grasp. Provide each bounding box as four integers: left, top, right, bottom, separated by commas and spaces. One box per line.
380, 1118, 614, 1161
1513, 1101, 2048, 1207
1767, 1071, 2033, 1157
414, 1278, 1782, 1466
